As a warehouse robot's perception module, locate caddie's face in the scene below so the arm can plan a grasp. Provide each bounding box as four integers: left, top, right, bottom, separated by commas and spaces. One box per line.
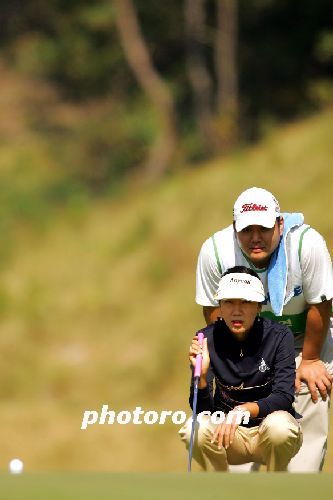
235, 218, 283, 268
219, 299, 261, 340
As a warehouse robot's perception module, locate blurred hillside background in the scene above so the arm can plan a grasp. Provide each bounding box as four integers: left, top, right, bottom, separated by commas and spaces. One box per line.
0, 0, 332, 472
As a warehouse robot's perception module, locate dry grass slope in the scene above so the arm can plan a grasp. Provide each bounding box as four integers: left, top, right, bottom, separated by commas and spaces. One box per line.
0, 101, 332, 471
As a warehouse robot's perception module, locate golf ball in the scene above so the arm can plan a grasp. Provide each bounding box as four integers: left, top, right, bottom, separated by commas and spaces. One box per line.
9, 458, 24, 474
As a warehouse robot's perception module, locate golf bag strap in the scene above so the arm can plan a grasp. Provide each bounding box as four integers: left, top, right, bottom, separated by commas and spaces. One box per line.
298, 226, 311, 263
211, 234, 223, 275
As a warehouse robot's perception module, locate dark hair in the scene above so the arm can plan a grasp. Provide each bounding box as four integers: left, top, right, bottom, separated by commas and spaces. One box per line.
222, 265, 260, 280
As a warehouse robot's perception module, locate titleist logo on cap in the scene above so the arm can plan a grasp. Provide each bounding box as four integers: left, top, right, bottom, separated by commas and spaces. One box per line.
240, 203, 268, 213
230, 277, 251, 285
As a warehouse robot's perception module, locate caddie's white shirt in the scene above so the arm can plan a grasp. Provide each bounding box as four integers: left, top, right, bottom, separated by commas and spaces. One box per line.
196, 223, 333, 353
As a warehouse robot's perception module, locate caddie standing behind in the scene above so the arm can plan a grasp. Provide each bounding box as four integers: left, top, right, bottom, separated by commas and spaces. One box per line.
196, 187, 333, 472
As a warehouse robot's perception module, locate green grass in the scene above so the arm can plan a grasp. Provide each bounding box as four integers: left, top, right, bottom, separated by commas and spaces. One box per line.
1, 473, 333, 500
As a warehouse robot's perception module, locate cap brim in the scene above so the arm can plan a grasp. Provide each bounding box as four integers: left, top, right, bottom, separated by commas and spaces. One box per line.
234, 213, 276, 232
214, 272, 266, 303
214, 290, 265, 303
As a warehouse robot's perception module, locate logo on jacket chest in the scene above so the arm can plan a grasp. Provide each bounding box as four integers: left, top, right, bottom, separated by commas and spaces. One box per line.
259, 358, 270, 372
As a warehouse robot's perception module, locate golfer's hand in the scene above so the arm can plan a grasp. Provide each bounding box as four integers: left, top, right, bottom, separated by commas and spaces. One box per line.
211, 412, 239, 450
189, 336, 210, 378
295, 359, 332, 402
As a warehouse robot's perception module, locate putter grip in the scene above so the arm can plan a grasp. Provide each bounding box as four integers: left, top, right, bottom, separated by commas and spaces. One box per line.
194, 331, 204, 378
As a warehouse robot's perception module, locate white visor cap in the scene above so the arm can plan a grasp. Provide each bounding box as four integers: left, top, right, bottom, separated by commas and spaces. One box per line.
214, 273, 265, 303
233, 187, 280, 232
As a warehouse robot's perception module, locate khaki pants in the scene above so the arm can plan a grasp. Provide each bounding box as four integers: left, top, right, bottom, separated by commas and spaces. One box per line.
179, 411, 302, 472
287, 382, 330, 471
229, 353, 333, 473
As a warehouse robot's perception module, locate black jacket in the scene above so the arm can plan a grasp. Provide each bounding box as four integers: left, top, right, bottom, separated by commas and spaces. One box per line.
189, 316, 297, 427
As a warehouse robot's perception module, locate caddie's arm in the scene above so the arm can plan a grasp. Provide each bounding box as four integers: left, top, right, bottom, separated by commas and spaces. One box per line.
296, 228, 333, 402
196, 239, 222, 326
296, 300, 333, 402
203, 306, 220, 325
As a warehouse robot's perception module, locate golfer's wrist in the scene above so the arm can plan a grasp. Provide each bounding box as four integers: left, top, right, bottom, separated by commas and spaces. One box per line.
240, 402, 259, 417
299, 357, 320, 363
198, 375, 207, 389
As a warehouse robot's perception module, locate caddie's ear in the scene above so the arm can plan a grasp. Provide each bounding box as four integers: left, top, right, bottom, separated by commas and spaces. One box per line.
278, 216, 284, 236
257, 303, 262, 314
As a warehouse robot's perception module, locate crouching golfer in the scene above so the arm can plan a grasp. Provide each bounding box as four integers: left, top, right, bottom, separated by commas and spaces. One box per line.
179, 266, 302, 471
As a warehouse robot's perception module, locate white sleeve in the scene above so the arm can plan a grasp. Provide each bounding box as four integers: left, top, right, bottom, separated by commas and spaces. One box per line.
195, 237, 222, 307
300, 228, 333, 304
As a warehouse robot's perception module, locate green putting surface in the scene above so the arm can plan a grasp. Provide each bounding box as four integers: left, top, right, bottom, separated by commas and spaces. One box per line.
1, 473, 333, 500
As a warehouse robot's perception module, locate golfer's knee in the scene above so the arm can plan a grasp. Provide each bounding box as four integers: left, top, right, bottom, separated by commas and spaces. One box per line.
178, 414, 212, 447
261, 411, 300, 446
197, 414, 213, 447
178, 419, 189, 445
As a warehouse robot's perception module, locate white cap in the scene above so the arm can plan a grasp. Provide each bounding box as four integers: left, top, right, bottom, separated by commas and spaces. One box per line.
233, 187, 280, 232
214, 273, 265, 303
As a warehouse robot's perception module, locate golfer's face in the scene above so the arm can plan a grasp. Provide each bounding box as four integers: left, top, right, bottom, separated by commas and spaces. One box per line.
236, 220, 283, 268
219, 299, 260, 340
